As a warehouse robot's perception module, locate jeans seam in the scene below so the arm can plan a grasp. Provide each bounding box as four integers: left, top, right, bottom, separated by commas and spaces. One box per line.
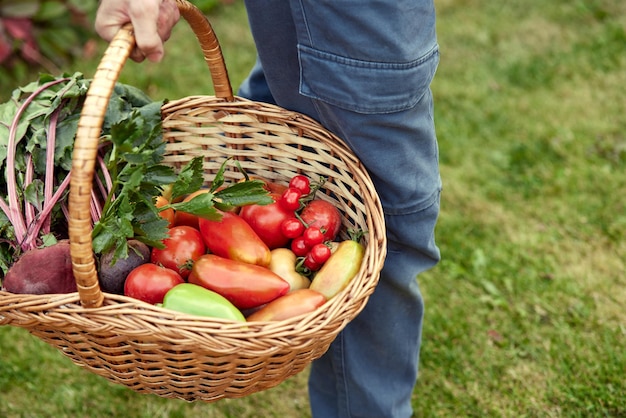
331, 332, 350, 418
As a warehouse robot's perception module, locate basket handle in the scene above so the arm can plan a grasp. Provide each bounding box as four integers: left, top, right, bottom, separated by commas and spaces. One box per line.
69, 0, 233, 308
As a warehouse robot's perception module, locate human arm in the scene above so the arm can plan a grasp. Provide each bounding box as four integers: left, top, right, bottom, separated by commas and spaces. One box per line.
94, 0, 180, 62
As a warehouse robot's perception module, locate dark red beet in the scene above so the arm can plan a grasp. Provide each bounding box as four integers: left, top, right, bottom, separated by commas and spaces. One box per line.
98, 239, 150, 295
2, 240, 77, 294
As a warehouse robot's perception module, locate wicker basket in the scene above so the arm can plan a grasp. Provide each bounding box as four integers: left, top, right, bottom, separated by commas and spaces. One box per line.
0, 0, 386, 402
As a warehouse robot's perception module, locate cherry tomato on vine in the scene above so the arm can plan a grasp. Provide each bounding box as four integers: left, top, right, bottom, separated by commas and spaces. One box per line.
289, 175, 311, 195
300, 199, 342, 242
309, 243, 332, 265
303, 253, 322, 272
291, 236, 310, 257
303, 226, 325, 247
280, 187, 303, 211
280, 217, 305, 239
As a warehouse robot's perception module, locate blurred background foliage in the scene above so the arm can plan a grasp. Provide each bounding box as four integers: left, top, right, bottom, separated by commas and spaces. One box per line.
0, 0, 229, 84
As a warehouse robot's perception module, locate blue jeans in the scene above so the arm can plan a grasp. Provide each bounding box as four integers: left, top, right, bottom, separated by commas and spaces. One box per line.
240, 1, 441, 417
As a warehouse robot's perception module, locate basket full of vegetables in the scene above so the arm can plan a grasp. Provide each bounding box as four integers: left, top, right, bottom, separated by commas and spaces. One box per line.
0, 0, 386, 403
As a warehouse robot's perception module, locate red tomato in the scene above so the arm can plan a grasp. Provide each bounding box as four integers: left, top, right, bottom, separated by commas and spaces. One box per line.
239, 192, 294, 249
288, 175, 311, 195
300, 199, 342, 242
303, 253, 321, 271
290, 236, 310, 257
280, 217, 305, 239
279, 187, 303, 211
303, 226, 325, 247
189, 254, 289, 309
309, 242, 332, 265
124, 263, 184, 305
151, 225, 206, 279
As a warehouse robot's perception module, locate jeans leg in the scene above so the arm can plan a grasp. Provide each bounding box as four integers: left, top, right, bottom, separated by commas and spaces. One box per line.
241, 2, 441, 417
237, 57, 277, 105
306, 90, 441, 418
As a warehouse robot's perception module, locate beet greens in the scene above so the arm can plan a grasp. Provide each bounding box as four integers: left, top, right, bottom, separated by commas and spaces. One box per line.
0, 73, 156, 277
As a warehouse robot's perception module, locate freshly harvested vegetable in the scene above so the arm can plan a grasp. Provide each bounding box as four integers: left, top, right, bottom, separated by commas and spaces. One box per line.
302, 226, 325, 248
309, 239, 365, 299
303, 253, 322, 272
188, 254, 289, 310
279, 187, 303, 211
90, 103, 188, 262
1, 240, 76, 294
239, 191, 294, 249
98, 239, 150, 295
0, 74, 272, 292
91, 108, 272, 265
246, 289, 327, 322
0, 74, 161, 276
198, 210, 271, 267
290, 236, 310, 257
303, 242, 333, 272
280, 217, 305, 239
124, 263, 184, 305
309, 242, 332, 264
300, 199, 342, 242
268, 248, 310, 291
150, 225, 206, 279
1, 74, 96, 277
288, 175, 311, 195
159, 283, 245, 322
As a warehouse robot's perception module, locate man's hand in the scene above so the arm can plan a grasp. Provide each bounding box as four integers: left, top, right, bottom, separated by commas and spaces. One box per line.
95, 0, 180, 62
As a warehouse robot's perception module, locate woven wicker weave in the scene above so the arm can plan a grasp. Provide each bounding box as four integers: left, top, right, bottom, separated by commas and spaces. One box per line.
0, 0, 386, 402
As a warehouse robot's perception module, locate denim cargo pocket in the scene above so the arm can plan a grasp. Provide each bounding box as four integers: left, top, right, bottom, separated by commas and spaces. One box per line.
298, 44, 439, 115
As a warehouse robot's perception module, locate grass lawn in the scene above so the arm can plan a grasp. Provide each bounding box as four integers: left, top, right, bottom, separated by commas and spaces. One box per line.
1, 0, 625, 417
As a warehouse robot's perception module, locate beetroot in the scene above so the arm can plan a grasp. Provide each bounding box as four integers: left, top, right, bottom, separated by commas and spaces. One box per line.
98, 239, 151, 295
2, 240, 77, 294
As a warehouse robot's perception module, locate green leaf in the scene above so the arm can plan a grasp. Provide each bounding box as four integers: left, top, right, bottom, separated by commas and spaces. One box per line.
130, 202, 170, 249
53, 113, 80, 170
169, 193, 222, 221
24, 179, 44, 211
40, 233, 58, 247
140, 165, 178, 195
118, 168, 146, 196
91, 197, 136, 256
170, 157, 205, 201
104, 91, 158, 133
214, 180, 273, 207
209, 158, 229, 192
